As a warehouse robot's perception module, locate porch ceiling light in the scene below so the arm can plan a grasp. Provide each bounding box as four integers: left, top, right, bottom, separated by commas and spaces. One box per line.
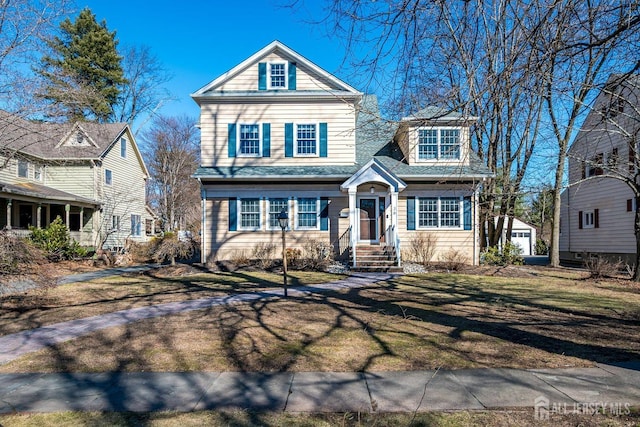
370, 186, 375, 194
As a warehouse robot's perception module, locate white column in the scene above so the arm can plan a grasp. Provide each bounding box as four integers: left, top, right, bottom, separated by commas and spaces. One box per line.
348, 188, 357, 266
6, 199, 12, 229
36, 204, 42, 228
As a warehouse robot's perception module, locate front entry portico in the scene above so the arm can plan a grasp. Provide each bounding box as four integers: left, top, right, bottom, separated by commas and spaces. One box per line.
340, 159, 407, 267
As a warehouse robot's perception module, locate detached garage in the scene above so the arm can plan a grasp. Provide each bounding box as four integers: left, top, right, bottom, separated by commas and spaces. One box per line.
496, 217, 537, 256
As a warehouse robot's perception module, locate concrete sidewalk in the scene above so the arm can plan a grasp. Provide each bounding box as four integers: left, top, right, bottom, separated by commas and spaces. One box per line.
0, 363, 639, 413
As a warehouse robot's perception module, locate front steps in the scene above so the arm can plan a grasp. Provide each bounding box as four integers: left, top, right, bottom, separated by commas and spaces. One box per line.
350, 245, 403, 273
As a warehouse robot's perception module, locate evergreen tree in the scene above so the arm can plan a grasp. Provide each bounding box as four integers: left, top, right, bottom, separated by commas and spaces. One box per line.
36, 8, 126, 122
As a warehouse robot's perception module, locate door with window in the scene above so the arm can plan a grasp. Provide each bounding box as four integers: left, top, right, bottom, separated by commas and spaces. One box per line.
359, 198, 377, 242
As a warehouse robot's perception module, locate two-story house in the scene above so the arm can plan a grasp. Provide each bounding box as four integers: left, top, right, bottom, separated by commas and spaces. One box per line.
0, 110, 153, 250
192, 41, 491, 268
560, 74, 640, 266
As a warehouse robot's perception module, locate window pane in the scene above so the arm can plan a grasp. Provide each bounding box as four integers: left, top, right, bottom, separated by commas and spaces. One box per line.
239, 124, 260, 155
297, 124, 317, 155
297, 198, 317, 228
18, 160, 28, 178
105, 169, 112, 185
131, 214, 141, 236
121, 138, 127, 158
240, 199, 260, 229
270, 63, 285, 88
440, 129, 460, 159
269, 198, 288, 228
440, 197, 460, 227
418, 129, 438, 160
418, 198, 438, 227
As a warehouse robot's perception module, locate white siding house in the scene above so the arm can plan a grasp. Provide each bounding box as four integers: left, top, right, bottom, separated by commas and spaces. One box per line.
192, 41, 492, 269
560, 74, 640, 266
0, 111, 153, 250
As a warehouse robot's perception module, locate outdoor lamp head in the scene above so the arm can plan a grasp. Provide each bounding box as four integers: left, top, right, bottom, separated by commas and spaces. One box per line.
277, 209, 289, 229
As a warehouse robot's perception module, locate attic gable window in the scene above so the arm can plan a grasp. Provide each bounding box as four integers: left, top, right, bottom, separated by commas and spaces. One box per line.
120, 137, 127, 158
76, 131, 84, 145
269, 63, 286, 88
417, 128, 461, 160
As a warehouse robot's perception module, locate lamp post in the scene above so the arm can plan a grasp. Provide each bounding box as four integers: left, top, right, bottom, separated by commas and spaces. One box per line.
277, 209, 289, 297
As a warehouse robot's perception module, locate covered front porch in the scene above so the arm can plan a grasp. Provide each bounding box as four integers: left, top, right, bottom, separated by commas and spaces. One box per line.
340, 159, 407, 270
0, 182, 100, 247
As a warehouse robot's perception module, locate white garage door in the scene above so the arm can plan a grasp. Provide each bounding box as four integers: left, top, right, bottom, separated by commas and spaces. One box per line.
511, 231, 532, 256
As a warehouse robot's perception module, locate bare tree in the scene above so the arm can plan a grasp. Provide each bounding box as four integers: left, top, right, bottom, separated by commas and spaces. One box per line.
112, 45, 174, 132
142, 115, 200, 233
534, 1, 640, 267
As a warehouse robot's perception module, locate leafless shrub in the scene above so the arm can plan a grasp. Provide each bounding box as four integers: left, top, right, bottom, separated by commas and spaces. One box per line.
438, 248, 469, 271
302, 239, 334, 271
408, 232, 438, 265
230, 250, 250, 267
583, 253, 624, 279
0, 230, 56, 294
251, 242, 277, 269
150, 233, 197, 265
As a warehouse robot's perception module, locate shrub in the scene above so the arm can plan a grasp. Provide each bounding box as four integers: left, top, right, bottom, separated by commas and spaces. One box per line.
302, 239, 333, 270
480, 242, 524, 266
230, 250, 250, 267
439, 248, 469, 271
285, 247, 302, 267
0, 231, 55, 292
29, 217, 87, 261
149, 232, 197, 265
583, 253, 623, 279
408, 232, 438, 265
251, 242, 277, 269
535, 238, 549, 255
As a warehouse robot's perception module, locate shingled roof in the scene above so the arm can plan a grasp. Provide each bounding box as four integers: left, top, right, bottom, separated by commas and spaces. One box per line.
0, 110, 127, 161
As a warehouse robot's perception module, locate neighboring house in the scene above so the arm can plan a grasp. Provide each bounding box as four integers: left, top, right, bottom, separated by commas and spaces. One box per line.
495, 217, 537, 256
0, 110, 152, 250
560, 74, 640, 266
191, 41, 492, 268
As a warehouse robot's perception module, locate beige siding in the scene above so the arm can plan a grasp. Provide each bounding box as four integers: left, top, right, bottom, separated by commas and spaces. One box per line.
46, 164, 96, 199
100, 130, 150, 247
216, 52, 337, 92
199, 100, 357, 167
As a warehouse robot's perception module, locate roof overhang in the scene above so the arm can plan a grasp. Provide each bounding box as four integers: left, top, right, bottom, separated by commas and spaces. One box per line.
340, 159, 407, 193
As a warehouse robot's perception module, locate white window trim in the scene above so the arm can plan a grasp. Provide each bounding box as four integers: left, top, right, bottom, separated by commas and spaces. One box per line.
295, 197, 320, 230
583, 210, 595, 229
294, 122, 320, 158
131, 214, 142, 237
416, 127, 462, 162
34, 165, 43, 181
267, 62, 288, 90
415, 196, 463, 230
238, 198, 262, 231
17, 159, 29, 178
120, 137, 127, 158
267, 198, 290, 231
237, 123, 262, 157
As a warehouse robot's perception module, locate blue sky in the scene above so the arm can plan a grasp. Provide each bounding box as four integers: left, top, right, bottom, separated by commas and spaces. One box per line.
80, 0, 354, 126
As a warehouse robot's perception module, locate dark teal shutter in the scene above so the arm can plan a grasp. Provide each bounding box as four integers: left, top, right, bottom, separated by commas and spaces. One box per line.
228, 124, 236, 158
463, 197, 472, 230
288, 62, 297, 90
262, 123, 270, 157
319, 122, 328, 157
285, 123, 294, 157
229, 198, 237, 231
407, 197, 415, 230
320, 197, 329, 231
258, 63, 267, 90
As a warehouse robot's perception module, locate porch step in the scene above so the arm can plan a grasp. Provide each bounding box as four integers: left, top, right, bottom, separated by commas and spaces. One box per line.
351, 245, 402, 273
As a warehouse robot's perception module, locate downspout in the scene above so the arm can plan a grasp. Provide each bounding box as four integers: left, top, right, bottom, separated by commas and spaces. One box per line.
199, 178, 206, 265
474, 179, 483, 266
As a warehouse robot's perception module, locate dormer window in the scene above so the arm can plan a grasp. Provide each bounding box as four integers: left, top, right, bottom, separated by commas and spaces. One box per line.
418, 128, 461, 160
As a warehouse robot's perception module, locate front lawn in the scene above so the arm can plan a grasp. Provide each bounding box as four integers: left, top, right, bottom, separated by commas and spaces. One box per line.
0, 266, 638, 373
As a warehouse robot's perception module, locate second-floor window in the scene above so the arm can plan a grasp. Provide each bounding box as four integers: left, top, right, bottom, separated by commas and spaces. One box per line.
297, 124, 317, 156
105, 169, 113, 185
417, 128, 461, 160
239, 124, 261, 156
120, 137, 127, 158
34, 166, 43, 181
17, 159, 28, 178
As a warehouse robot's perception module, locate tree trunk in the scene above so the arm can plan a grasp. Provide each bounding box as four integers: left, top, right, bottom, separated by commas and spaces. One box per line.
550, 156, 565, 267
